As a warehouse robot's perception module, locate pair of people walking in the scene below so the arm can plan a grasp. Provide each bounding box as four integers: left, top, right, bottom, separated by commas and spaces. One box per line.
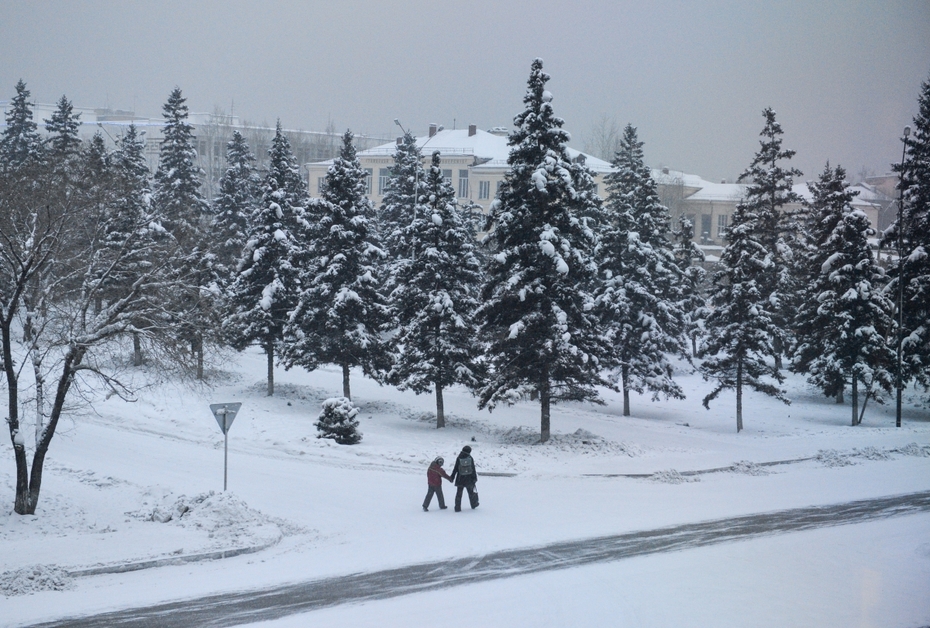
422, 446, 479, 512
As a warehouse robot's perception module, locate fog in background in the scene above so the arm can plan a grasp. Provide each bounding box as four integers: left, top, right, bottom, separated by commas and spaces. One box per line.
2, 0, 929, 182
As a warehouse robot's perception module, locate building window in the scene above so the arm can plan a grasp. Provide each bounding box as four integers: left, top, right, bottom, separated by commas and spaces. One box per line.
378, 168, 390, 195
443, 169, 452, 186
458, 169, 469, 198
717, 213, 728, 238
364, 168, 372, 195
478, 180, 491, 200
317, 177, 326, 195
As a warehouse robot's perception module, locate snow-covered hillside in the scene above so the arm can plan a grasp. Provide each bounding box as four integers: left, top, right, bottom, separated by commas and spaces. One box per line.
2, 347, 929, 627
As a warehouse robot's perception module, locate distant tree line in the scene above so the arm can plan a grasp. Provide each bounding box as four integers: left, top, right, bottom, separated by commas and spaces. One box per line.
3, 66, 929, 514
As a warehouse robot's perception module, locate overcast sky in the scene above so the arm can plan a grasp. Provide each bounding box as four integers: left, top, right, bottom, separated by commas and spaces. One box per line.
2, 0, 929, 182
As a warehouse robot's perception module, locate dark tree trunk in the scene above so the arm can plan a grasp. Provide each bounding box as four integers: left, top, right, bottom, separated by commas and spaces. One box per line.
266, 343, 274, 396
539, 374, 551, 443
133, 332, 143, 367
835, 387, 844, 404
342, 362, 351, 400
435, 380, 445, 428
621, 363, 631, 417
23, 347, 84, 514
194, 332, 204, 380
851, 375, 859, 427
736, 357, 743, 433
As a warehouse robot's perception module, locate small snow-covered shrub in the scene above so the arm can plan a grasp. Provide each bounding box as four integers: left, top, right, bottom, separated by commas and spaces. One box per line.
316, 397, 362, 445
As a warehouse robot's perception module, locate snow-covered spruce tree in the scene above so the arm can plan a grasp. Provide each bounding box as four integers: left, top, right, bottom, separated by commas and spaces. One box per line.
109, 123, 159, 366
674, 215, 707, 357
387, 150, 485, 427
44, 95, 82, 158
885, 74, 930, 400
226, 122, 310, 395
700, 195, 789, 432
379, 131, 428, 259
793, 163, 895, 425
0, 80, 44, 170
595, 124, 688, 416
153, 87, 211, 242
736, 108, 803, 368
152, 87, 215, 378
477, 58, 608, 443
213, 130, 260, 291
284, 130, 389, 401
315, 397, 362, 445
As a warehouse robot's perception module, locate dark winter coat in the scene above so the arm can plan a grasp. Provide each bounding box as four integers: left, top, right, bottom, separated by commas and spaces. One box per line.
449, 453, 477, 487
427, 461, 451, 487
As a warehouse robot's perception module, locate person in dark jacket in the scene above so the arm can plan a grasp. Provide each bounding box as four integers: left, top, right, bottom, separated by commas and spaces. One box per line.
423, 456, 452, 511
448, 445, 478, 511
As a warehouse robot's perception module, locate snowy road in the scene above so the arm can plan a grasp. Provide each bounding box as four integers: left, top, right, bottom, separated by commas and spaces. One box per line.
20, 489, 930, 628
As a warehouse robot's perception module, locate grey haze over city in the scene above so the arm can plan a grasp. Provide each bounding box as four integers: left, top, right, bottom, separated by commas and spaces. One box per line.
2, 0, 929, 183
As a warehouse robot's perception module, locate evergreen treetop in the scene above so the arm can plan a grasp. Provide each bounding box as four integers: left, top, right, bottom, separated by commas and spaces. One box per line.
44, 95, 82, 157
213, 130, 259, 284
152, 87, 209, 242
1, 80, 44, 170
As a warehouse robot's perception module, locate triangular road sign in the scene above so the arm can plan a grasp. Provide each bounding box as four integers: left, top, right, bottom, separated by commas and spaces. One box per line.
210, 402, 242, 435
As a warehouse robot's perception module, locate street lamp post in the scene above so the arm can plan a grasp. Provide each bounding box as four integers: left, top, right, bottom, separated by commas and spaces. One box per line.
895, 125, 911, 428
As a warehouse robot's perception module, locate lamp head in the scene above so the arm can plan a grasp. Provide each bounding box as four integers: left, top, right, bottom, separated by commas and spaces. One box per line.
904, 125, 911, 137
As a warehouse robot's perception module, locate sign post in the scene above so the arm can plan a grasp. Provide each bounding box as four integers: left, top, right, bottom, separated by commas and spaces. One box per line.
209, 402, 242, 491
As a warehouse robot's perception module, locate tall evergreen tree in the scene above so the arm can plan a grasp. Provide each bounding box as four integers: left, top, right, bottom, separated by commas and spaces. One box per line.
387, 150, 485, 427
152, 87, 210, 243
793, 163, 895, 425
109, 124, 159, 366
595, 124, 688, 416
213, 130, 260, 289
477, 58, 608, 443
44, 95, 82, 157
701, 192, 789, 432
886, 74, 930, 401
736, 108, 803, 368
0, 80, 44, 170
284, 130, 389, 400
226, 122, 309, 395
152, 87, 214, 377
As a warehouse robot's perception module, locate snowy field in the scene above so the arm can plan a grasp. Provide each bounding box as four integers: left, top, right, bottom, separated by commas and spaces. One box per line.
2, 346, 930, 627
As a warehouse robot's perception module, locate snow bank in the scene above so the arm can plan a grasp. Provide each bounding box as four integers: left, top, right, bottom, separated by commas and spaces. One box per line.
0, 565, 73, 596
647, 469, 699, 484
131, 491, 283, 548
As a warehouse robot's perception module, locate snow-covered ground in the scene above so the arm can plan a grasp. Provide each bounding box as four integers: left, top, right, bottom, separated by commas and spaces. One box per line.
2, 347, 929, 627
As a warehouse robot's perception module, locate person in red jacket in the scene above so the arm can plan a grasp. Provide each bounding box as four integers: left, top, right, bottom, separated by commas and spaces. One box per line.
422, 456, 452, 511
